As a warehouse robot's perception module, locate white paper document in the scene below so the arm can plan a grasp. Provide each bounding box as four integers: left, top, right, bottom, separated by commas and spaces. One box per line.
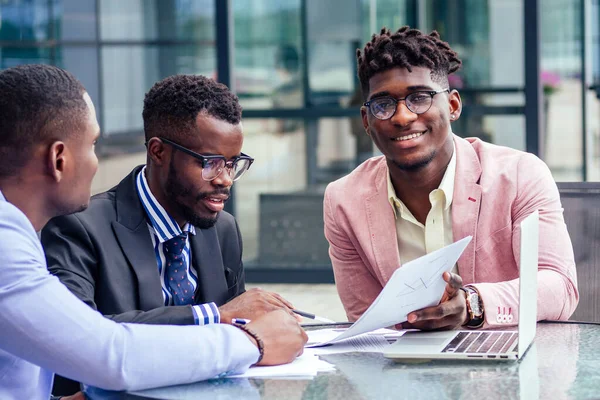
307, 236, 472, 347
228, 353, 336, 379
305, 328, 403, 355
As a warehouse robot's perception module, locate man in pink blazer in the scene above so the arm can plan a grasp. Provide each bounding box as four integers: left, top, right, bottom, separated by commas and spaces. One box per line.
324, 26, 579, 330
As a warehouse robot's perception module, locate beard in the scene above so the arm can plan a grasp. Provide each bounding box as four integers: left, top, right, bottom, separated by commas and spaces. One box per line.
165, 160, 229, 229
391, 149, 437, 171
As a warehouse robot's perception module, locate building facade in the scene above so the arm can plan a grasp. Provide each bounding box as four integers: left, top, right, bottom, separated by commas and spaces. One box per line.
1, 0, 598, 281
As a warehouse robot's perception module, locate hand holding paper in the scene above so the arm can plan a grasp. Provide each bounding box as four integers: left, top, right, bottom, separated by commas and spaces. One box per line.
307, 236, 472, 347
400, 270, 468, 330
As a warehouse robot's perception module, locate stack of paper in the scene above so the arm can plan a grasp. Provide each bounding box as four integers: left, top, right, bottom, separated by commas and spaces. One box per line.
305, 328, 403, 355
228, 353, 336, 379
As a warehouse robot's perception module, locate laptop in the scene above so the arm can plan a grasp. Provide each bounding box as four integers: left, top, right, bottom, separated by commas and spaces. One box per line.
384, 210, 539, 361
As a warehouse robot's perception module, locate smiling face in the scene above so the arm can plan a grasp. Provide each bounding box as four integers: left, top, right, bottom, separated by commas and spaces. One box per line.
361, 67, 461, 173
157, 114, 244, 229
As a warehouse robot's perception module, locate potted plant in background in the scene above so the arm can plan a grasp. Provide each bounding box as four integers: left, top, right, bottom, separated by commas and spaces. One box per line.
541, 70, 561, 97
540, 70, 561, 155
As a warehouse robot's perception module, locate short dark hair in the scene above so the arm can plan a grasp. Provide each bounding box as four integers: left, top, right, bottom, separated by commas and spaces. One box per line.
142, 74, 242, 142
357, 26, 462, 98
0, 64, 87, 178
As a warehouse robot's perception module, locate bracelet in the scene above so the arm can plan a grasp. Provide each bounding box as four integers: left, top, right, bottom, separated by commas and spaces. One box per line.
233, 322, 264, 364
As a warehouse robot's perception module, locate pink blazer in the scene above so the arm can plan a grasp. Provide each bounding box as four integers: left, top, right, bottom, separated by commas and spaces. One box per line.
324, 135, 579, 327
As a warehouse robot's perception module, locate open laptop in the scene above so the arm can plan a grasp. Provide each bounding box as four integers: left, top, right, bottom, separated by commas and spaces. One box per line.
384, 210, 539, 361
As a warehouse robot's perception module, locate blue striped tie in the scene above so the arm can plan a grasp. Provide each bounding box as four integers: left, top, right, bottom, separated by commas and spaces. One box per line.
164, 234, 194, 305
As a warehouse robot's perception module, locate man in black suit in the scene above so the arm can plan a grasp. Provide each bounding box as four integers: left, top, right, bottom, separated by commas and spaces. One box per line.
42, 75, 296, 395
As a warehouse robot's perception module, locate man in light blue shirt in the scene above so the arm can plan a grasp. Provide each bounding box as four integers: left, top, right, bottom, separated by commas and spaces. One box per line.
0, 64, 307, 400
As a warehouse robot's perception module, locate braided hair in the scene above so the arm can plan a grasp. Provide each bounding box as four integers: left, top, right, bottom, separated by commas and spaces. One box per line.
357, 26, 462, 98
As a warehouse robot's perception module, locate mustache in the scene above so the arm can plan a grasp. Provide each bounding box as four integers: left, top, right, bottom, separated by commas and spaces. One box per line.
197, 188, 231, 201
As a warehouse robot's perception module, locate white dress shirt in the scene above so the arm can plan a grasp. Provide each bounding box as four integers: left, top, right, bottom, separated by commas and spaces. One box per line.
0, 191, 258, 400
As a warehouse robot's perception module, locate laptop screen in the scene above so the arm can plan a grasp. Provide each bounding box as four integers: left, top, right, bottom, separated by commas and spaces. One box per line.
517, 210, 539, 356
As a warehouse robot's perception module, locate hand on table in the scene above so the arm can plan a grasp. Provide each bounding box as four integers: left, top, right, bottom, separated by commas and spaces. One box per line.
219, 288, 300, 323
245, 309, 308, 366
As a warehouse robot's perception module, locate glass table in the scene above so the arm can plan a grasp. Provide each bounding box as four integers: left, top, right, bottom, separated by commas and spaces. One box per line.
84, 322, 599, 400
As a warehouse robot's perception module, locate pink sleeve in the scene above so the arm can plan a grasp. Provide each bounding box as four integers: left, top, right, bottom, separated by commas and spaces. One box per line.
323, 185, 382, 322
472, 153, 579, 327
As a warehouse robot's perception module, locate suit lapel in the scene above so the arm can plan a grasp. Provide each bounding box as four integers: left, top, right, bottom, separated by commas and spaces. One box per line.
112, 166, 165, 310
451, 136, 483, 283
366, 160, 401, 283
190, 228, 228, 305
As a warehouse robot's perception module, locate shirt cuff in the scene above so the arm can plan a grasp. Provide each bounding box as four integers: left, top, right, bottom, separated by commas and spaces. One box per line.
192, 303, 220, 325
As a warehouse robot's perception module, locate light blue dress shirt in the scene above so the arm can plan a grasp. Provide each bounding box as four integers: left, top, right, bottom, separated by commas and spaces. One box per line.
0, 191, 259, 400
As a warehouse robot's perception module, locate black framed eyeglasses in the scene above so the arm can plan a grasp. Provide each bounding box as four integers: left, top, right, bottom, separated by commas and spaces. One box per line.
364, 89, 450, 120
157, 137, 254, 182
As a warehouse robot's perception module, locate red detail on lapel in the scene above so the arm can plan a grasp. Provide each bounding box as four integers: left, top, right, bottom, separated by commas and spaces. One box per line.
468, 197, 476, 202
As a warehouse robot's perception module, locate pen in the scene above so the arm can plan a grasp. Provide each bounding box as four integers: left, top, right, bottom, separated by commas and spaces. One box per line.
292, 309, 335, 323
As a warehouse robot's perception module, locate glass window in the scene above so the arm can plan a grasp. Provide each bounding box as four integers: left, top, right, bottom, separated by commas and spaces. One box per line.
316, 117, 368, 172
54, 0, 97, 41
0, 47, 52, 68
0, 0, 52, 41
55, 46, 100, 120
234, 117, 309, 264
588, 0, 600, 180
308, 0, 416, 107
474, 114, 525, 151
420, 0, 491, 87
237, 116, 368, 269
306, 0, 361, 106
233, 0, 303, 110
541, 0, 584, 181
99, 0, 215, 41
360, 0, 414, 41
101, 45, 216, 135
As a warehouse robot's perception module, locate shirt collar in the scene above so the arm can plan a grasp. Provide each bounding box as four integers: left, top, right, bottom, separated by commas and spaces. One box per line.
438, 141, 456, 210
387, 141, 456, 218
135, 166, 195, 243
387, 171, 402, 219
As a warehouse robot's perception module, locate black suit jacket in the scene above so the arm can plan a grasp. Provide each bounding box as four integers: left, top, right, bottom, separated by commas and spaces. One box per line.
41, 165, 246, 326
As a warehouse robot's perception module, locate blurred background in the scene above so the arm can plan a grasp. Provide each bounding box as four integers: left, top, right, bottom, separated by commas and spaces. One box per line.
1, 0, 598, 284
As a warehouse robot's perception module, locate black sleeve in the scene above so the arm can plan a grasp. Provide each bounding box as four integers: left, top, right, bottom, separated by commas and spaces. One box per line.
41, 214, 196, 325
218, 214, 246, 302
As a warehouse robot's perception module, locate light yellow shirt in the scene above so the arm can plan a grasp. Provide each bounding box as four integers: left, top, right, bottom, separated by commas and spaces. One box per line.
387, 146, 457, 274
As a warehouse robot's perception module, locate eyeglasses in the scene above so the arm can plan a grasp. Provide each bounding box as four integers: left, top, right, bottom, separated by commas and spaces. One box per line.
364, 89, 450, 120
157, 137, 254, 182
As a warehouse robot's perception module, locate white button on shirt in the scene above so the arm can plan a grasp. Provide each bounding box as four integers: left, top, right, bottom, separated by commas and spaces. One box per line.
387, 145, 458, 275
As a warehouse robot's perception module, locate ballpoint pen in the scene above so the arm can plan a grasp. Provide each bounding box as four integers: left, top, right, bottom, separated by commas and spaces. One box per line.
231, 311, 335, 324
292, 309, 335, 323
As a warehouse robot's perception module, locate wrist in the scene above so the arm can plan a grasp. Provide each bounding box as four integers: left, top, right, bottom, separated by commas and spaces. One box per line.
219, 309, 231, 324
461, 286, 485, 329
242, 331, 258, 347
232, 322, 264, 364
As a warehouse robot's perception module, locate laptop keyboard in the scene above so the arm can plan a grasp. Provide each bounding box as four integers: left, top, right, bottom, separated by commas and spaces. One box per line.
442, 331, 518, 354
